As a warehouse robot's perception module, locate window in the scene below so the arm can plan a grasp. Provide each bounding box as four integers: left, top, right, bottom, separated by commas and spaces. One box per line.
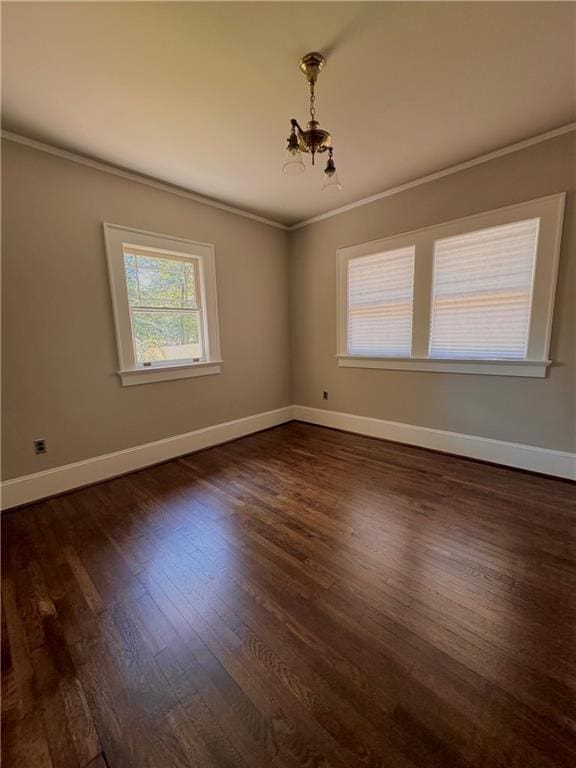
347, 247, 415, 357
429, 219, 539, 360
337, 193, 565, 377
104, 224, 221, 385
124, 249, 203, 365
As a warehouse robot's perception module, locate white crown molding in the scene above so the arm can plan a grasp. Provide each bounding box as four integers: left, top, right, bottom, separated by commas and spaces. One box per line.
293, 406, 576, 480
3, 123, 575, 233
0, 406, 294, 511
0, 130, 290, 232
289, 123, 576, 230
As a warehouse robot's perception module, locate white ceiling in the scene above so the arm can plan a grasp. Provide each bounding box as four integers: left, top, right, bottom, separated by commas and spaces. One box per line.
2, 2, 575, 225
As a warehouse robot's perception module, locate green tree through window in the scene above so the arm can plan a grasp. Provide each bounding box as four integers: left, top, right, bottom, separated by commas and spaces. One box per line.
123, 251, 203, 363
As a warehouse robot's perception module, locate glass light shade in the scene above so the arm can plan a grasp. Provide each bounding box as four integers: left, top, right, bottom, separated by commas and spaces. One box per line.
282, 147, 305, 175
322, 169, 342, 192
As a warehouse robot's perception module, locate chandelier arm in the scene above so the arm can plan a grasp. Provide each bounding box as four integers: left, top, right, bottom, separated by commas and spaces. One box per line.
290, 118, 305, 134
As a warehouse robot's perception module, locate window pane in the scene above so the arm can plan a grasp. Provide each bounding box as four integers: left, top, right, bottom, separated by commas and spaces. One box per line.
429, 219, 539, 359
131, 310, 202, 363
348, 246, 415, 356
123, 251, 198, 309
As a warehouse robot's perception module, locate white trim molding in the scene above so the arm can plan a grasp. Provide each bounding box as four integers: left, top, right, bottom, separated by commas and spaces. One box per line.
290, 123, 576, 230
3, 124, 574, 232
119, 361, 223, 386
336, 356, 550, 378
336, 193, 565, 377
1, 130, 289, 232
103, 223, 223, 385
293, 406, 576, 481
0, 406, 294, 511
2, 405, 573, 510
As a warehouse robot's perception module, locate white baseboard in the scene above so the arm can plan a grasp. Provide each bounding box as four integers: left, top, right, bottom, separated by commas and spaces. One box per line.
293, 405, 576, 481
2, 404, 573, 510
0, 406, 294, 511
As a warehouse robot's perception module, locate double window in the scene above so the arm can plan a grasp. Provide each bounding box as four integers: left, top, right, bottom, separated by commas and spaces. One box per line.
104, 224, 221, 385
337, 194, 565, 377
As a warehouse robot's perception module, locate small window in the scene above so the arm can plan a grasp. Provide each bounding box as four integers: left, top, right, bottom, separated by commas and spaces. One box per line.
104, 224, 221, 386
347, 247, 415, 357
337, 193, 565, 377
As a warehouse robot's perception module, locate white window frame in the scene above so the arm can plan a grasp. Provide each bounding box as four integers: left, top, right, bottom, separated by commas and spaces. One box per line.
336, 193, 565, 377
104, 223, 222, 386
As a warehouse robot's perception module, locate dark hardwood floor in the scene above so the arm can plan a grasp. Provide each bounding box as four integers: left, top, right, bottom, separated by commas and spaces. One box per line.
2, 422, 575, 768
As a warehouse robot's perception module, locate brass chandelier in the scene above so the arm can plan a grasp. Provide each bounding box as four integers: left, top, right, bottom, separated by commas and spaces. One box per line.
282, 52, 342, 192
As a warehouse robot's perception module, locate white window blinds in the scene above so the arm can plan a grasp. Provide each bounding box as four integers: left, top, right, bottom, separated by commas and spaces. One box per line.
429, 219, 539, 360
348, 246, 415, 356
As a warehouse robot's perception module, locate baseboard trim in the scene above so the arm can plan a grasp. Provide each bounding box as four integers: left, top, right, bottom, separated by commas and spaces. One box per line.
293, 406, 576, 481
0, 406, 294, 511
3, 404, 573, 510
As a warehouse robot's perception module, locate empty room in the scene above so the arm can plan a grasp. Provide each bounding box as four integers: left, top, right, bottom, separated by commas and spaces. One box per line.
1, 2, 575, 766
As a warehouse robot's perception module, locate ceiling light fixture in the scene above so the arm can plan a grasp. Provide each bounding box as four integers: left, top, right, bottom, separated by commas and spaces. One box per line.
283, 52, 342, 192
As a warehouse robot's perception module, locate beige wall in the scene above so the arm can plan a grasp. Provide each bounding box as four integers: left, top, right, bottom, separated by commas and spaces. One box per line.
290, 133, 576, 452
1, 140, 291, 480
3, 133, 574, 484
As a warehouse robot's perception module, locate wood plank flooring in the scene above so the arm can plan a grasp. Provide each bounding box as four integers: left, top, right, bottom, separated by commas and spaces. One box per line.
2, 422, 575, 768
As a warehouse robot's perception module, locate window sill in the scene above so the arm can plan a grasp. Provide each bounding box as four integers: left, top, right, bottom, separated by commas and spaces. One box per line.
118, 361, 223, 386
336, 356, 551, 378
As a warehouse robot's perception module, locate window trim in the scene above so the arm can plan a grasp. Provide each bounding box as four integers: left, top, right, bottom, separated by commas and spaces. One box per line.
336, 193, 565, 377
103, 223, 222, 386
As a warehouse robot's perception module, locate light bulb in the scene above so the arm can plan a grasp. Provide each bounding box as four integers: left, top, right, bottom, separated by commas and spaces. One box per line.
282, 146, 305, 175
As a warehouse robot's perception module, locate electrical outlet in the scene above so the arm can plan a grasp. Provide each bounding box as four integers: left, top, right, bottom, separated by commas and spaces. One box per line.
34, 438, 47, 455
322, 391, 329, 400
